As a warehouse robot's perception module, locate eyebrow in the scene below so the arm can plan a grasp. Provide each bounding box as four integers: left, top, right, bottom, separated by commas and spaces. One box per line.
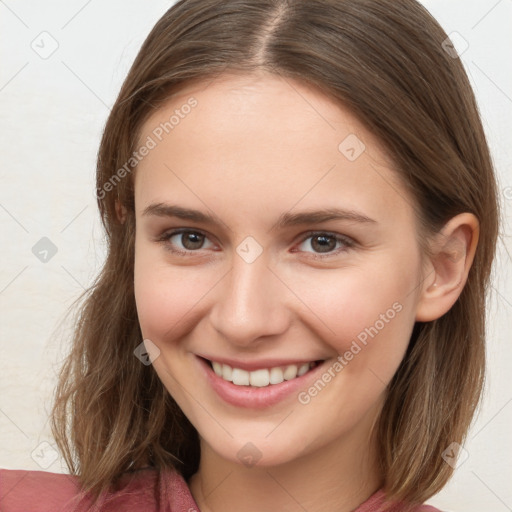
141, 203, 377, 230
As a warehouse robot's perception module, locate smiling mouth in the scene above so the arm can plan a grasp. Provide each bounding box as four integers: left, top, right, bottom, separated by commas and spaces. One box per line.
200, 357, 324, 388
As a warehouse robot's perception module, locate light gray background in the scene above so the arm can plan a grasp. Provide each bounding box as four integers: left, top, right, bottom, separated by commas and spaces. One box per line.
0, 1, 511, 511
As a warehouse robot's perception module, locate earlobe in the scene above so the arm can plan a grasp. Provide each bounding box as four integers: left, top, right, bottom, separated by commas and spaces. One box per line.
415, 213, 479, 322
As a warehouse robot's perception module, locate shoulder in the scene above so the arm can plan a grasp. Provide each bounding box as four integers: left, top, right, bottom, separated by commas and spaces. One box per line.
0, 466, 199, 512
0, 468, 83, 510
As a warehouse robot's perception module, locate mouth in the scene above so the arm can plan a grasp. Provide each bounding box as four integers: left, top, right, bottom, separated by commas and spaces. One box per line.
195, 354, 331, 409
199, 357, 325, 387
196, 355, 331, 409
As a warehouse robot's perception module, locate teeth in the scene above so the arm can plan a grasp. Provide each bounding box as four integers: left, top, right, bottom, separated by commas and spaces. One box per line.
211, 360, 316, 387
232, 368, 250, 386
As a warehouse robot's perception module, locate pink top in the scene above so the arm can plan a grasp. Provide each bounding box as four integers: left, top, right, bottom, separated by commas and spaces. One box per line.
0, 467, 441, 511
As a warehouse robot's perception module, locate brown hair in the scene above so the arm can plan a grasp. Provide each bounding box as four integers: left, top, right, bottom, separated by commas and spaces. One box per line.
51, 0, 499, 507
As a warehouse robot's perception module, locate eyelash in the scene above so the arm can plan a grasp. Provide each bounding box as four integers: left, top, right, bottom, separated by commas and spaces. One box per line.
156, 228, 355, 259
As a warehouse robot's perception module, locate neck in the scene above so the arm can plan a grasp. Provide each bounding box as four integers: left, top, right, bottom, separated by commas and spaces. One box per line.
187, 409, 382, 512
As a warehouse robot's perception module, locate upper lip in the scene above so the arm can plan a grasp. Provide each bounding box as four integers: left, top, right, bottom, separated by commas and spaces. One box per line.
196, 354, 325, 372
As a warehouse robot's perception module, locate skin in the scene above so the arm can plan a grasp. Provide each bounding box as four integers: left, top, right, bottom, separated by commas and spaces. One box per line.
131, 71, 479, 512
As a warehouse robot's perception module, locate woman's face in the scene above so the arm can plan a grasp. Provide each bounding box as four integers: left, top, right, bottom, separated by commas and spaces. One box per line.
133, 71, 426, 467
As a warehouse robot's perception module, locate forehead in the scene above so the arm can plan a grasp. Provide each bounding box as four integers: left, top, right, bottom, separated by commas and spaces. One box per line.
138, 71, 381, 150
133, 72, 413, 229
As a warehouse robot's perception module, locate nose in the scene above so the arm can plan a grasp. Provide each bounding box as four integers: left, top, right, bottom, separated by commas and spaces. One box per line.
209, 248, 290, 347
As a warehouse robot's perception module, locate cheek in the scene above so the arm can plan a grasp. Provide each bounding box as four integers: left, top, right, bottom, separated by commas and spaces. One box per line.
133, 246, 215, 341
288, 255, 419, 372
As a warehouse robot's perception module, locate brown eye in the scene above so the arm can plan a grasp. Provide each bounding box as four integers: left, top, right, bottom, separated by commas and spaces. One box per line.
310, 235, 337, 253
179, 231, 205, 250
296, 232, 354, 257
159, 229, 215, 253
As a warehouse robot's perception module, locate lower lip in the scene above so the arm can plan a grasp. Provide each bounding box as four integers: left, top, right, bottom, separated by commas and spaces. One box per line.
195, 356, 329, 409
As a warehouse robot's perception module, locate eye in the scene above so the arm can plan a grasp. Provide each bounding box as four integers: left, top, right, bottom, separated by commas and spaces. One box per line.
294, 231, 355, 257
157, 229, 355, 258
158, 229, 216, 254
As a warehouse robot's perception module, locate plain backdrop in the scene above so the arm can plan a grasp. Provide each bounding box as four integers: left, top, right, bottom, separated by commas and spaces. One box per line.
0, 1, 511, 511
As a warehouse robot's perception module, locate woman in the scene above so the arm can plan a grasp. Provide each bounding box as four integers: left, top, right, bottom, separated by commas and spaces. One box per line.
0, 0, 499, 510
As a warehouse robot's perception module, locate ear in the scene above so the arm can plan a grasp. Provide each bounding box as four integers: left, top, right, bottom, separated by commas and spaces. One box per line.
415, 213, 479, 322
115, 198, 128, 224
